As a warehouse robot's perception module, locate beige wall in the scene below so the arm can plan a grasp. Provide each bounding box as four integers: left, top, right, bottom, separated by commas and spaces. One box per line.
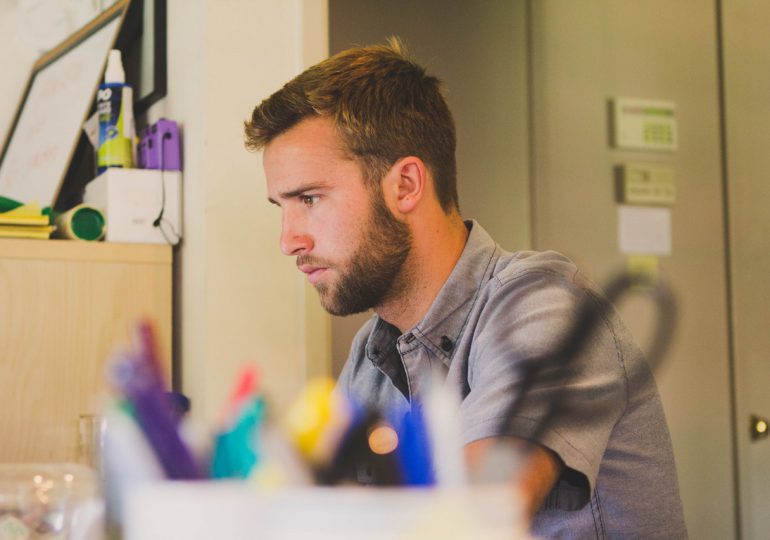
530, 2, 733, 538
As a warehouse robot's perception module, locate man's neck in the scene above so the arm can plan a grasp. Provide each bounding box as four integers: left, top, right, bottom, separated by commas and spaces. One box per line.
375, 213, 469, 333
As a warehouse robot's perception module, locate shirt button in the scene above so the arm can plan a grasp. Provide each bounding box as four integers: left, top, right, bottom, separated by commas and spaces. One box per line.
404, 333, 416, 344
440, 336, 454, 352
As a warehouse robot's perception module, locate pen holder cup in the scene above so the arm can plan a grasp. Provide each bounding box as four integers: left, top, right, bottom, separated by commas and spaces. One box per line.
123, 482, 528, 540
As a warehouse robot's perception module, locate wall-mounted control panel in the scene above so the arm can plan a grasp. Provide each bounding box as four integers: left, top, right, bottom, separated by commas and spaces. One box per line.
611, 98, 677, 151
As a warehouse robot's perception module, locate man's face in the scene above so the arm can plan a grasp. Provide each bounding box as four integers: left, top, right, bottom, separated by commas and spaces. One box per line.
264, 117, 411, 316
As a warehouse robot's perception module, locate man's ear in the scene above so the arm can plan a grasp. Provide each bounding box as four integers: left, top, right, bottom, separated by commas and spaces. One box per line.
384, 156, 426, 214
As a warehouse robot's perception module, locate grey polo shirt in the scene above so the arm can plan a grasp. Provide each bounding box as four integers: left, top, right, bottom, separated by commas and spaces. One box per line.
337, 221, 687, 539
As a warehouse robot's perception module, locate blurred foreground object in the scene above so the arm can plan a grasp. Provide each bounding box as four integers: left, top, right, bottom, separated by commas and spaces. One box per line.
124, 483, 527, 540
0, 463, 104, 539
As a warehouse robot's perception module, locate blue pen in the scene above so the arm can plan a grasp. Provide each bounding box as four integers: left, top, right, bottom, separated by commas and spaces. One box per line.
394, 403, 435, 486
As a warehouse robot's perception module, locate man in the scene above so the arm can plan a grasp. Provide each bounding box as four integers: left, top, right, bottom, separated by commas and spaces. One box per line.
245, 39, 687, 538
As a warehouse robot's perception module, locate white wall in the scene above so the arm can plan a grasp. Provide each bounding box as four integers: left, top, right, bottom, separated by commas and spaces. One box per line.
146, 0, 331, 422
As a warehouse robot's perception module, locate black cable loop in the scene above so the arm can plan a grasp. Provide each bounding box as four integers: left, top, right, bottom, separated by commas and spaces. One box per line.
500, 272, 677, 445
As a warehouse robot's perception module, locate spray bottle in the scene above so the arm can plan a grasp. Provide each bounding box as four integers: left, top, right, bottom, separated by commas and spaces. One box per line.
96, 49, 135, 173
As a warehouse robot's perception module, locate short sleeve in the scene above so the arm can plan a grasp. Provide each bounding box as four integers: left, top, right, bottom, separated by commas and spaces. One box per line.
459, 269, 628, 509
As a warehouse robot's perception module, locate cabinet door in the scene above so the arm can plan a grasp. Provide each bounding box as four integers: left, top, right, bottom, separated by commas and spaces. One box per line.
723, 2, 770, 537
0, 240, 172, 462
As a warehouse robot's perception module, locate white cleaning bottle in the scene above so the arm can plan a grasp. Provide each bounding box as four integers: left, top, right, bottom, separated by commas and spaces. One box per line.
96, 49, 135, 173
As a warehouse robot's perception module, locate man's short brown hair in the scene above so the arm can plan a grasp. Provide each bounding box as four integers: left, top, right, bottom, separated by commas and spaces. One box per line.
245, 38, 458, 213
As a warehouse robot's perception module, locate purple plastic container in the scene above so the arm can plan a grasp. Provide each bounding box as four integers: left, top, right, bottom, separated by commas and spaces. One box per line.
137, 118, 181, 170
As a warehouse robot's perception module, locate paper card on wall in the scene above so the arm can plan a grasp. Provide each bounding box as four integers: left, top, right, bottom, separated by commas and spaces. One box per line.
618, 205, 672, 255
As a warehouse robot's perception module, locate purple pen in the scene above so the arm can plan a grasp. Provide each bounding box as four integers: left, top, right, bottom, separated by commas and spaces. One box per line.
110, 325, 204, 480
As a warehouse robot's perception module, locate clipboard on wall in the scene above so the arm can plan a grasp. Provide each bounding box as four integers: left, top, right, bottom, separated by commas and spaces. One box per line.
0, 0, 132, 210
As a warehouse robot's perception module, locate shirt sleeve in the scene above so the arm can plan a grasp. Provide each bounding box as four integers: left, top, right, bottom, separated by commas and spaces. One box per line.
459, 268, 628, 510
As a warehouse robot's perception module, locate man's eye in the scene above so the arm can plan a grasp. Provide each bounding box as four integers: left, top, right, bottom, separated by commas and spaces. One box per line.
299, 195, 318, 207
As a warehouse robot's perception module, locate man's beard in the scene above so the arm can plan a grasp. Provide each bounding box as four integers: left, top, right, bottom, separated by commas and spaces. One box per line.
298, 191, 412, 316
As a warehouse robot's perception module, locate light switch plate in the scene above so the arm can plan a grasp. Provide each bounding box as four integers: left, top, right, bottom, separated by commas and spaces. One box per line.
616, 163, 676, 206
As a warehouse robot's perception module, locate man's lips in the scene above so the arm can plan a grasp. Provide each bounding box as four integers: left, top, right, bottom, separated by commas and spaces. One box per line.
298, 264, 328, 284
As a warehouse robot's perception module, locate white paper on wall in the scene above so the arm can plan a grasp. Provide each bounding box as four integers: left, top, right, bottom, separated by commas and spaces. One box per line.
618, 205, 672, 255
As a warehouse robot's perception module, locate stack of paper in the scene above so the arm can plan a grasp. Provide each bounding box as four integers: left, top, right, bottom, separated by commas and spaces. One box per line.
0, 197, 56, 239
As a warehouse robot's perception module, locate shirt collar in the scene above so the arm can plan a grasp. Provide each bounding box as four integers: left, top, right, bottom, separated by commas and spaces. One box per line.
367, 220, 500, 368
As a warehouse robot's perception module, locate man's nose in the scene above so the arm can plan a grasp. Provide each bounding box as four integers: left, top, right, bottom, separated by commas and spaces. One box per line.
279, 213, 314, 256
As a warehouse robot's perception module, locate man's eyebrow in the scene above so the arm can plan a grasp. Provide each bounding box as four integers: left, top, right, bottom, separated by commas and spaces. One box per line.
267, 182, 328, 205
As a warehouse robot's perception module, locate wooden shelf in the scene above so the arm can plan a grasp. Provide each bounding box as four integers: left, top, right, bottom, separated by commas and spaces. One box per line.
0, 239, 173, 462
0, 238, 172, 263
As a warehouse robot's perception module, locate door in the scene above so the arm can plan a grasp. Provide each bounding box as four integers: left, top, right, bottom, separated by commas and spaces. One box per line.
722, 2, 770, 538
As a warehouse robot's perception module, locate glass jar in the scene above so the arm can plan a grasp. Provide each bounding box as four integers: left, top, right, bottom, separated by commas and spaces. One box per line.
0, 463, 104, 539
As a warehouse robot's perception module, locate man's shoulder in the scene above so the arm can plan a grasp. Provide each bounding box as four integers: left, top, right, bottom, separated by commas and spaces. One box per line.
459, 222, 589, 298
488, 249, 585, 291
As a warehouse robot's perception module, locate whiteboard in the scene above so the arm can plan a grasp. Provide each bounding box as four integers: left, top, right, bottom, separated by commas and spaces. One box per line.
0, 2, 128, 207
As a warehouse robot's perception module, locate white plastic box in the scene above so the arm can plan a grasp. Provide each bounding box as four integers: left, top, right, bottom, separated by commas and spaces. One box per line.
124, 483, 527, 540
84, 168, 182, 244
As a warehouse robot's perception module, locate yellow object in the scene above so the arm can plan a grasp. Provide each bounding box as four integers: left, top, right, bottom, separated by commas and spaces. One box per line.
627, 254, 659, 290
282, 377, 351, 464
0, 202, 49, 226
0, 224, 56, 239
0, 201, 54, 239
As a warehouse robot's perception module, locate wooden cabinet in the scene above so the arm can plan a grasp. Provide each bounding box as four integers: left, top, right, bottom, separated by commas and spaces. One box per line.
0, 239, 172, 462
